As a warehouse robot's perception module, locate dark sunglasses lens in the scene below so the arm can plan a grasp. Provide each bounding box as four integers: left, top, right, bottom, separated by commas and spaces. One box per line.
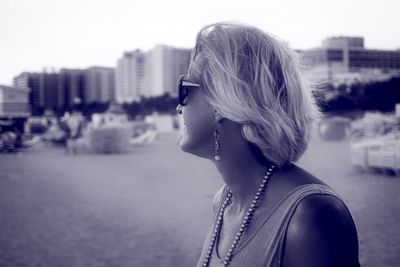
179, 86, 188, 105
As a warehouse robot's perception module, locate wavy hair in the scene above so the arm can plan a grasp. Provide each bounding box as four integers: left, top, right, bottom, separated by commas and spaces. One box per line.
187, 22, 321, 167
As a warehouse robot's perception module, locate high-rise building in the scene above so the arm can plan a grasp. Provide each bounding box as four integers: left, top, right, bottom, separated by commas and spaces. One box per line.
145, 46, 164, 97
300, 37, 400, 85
15, 69, 84, 114
169, 47, 192, 95
115, 45, 192, 102
15, 71, 51, 114
14, 71, 58, 114
58, 69, 85, 109
146, 45, 191, 96
41, 72, 58, 110
14, 66, 115, 114
115, 50, 146, 103
14, 72, 39, 109
13, 72, 29, 90
85, 67, 115, 103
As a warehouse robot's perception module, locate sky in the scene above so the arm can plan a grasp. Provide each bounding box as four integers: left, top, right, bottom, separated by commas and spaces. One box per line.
1, 0, 399, 85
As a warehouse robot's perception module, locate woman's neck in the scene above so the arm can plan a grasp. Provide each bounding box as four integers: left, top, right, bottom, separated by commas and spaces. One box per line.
214, 148, 272, 215
211, 120, 276, 214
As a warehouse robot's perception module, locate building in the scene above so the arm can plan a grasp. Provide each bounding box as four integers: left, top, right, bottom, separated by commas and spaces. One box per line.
300, 37, 400, 85
115, 45, 192, 103
15, 66, 114, 114
13, 72, 29, 90
146, 45, 191, 96
34, 72, 58, 112
58, 69, 85, 109
0, 85, 30, 135
0, 85, 30, 118
14, 72, 40, 110
14, 71, 61, 113
145, 46, 164, 97
85, 66, 115, 103
169, 47, 192, 95
17, 69, 83, 113
115, 50, 146, 103
41, 72, 58, 111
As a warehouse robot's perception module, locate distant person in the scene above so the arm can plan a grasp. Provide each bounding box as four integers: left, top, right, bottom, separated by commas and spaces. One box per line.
176, 22, 360, 267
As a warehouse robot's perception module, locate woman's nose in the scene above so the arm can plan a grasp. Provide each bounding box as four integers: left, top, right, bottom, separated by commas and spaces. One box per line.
176, 104, 183, 115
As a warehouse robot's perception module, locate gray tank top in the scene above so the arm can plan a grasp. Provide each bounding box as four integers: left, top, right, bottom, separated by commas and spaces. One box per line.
196, 183, 344, 267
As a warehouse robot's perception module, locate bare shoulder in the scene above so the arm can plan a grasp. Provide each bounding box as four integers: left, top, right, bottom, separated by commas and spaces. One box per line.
282, 193, 360, 267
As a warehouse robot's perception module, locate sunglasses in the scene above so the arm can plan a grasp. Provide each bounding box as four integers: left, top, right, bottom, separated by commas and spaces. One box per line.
178, 75, 200, 106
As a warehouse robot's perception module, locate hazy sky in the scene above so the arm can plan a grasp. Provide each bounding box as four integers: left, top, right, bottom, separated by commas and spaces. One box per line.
1, 0, 399, 85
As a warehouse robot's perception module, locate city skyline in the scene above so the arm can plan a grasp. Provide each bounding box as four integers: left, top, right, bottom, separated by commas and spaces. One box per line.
1, 0, 399, 85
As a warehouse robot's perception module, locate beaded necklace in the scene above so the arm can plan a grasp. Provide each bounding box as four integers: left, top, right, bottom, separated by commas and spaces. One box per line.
202, 164, 276, 267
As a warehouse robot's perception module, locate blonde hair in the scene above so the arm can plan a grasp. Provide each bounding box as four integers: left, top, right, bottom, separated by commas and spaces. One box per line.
188, 22, 321, 167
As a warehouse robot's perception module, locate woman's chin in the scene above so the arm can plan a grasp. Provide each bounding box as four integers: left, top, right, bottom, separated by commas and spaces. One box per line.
179, 136, 195, 154
178, 126, 212, 159
179, 132, 200, 156
179, 127, 191, 152
180, 139, 211, 160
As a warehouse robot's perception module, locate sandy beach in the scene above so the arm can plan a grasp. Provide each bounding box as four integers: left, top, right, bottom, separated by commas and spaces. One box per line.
0, 132, 398, 267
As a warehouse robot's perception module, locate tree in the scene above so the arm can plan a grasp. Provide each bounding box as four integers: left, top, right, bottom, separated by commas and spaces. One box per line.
122, 101, 142, 119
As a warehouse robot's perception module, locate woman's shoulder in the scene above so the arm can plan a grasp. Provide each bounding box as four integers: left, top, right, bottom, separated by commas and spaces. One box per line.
281, 192, 360, 267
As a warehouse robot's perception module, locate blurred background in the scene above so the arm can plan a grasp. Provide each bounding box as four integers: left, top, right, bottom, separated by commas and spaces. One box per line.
1, 0, 400, 266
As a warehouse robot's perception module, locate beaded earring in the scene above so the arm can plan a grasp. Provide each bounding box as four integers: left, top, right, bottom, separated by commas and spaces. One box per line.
214, 110, 223, 161
214, 125, 221, 161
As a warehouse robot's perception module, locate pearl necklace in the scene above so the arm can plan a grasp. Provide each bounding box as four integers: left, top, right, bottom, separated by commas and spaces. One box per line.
202, 164, 276, 267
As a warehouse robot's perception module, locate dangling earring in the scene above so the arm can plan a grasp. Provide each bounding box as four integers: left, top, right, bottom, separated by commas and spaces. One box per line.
214, 125, 221, 161
214, 109, 223, 161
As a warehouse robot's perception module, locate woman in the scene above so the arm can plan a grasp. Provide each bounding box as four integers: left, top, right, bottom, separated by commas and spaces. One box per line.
176, 22, 360, 267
